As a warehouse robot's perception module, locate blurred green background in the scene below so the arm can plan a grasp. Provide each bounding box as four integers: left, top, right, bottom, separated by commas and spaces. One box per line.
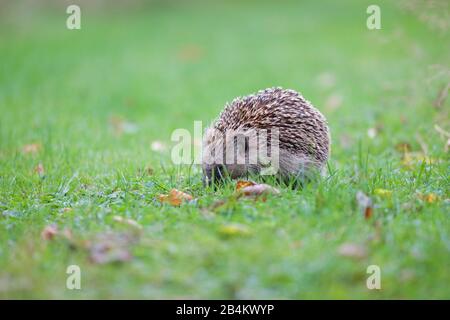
0, 0, 448, 299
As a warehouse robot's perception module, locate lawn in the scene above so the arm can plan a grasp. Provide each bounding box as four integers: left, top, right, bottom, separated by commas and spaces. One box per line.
0, 0, 449, 299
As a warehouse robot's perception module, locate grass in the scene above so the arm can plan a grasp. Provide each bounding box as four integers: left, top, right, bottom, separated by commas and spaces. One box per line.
0, 0, 449, 299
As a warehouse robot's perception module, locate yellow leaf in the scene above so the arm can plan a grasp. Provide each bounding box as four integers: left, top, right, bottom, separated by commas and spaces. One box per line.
374, 188, 392, 198
402, 152, 437, 168
218, 224, 251, 237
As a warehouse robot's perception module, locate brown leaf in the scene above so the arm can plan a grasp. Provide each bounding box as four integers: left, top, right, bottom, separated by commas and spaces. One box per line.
364, 206, 373, 219
41, 225, 74, 244
22, 143, 41, 155
41, 225, 58, 240
236, 180, 256, 190
145, 166, 154, 175
158, 189, 194, 206
210, 199, 226, 210
338, 243, 367, 259
356, 191, 373, 219
395, 142, 412, 153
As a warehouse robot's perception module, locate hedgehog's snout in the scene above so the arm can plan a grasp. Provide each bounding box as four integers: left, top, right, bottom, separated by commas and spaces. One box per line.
202, 164, 228, 186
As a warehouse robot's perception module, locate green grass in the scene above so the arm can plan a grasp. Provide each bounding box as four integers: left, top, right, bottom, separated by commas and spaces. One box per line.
0, 0, 449, 299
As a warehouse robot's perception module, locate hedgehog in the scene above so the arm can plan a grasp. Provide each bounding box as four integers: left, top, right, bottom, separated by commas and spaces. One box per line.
202, 87, 330, 185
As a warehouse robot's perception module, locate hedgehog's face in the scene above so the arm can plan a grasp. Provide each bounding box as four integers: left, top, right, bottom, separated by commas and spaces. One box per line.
202, 127, 258, 185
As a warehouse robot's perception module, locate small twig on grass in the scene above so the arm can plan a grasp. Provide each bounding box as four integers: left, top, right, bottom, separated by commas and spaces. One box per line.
433, 82, 449, 109
415, 133, 429, 155
434, 124, 450, 138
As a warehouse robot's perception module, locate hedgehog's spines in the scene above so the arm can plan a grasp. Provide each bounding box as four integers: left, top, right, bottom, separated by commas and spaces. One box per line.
203, 87, 331, 182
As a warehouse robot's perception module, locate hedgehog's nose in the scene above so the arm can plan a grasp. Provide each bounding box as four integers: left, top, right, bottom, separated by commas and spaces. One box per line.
203, 165, 227, 186
213, 165, 227, 181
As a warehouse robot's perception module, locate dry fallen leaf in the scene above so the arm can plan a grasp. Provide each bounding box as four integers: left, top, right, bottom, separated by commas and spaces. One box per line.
22, 143, 41, 155
401, 152, 437, 167
218, 223, 251, 238
158, 189, 194, 206
236, 180, 256, 190
41, 225, 74, 243
88, 233, 136, 265
238, 183, 280, 197
41, 225, 58, 240
209, 199, 226, 210
113, 215, 143, 230
145, 166, 154, 176
338, 243, 367, 259
417, 193, 439, 203
356, 191, 373, 219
